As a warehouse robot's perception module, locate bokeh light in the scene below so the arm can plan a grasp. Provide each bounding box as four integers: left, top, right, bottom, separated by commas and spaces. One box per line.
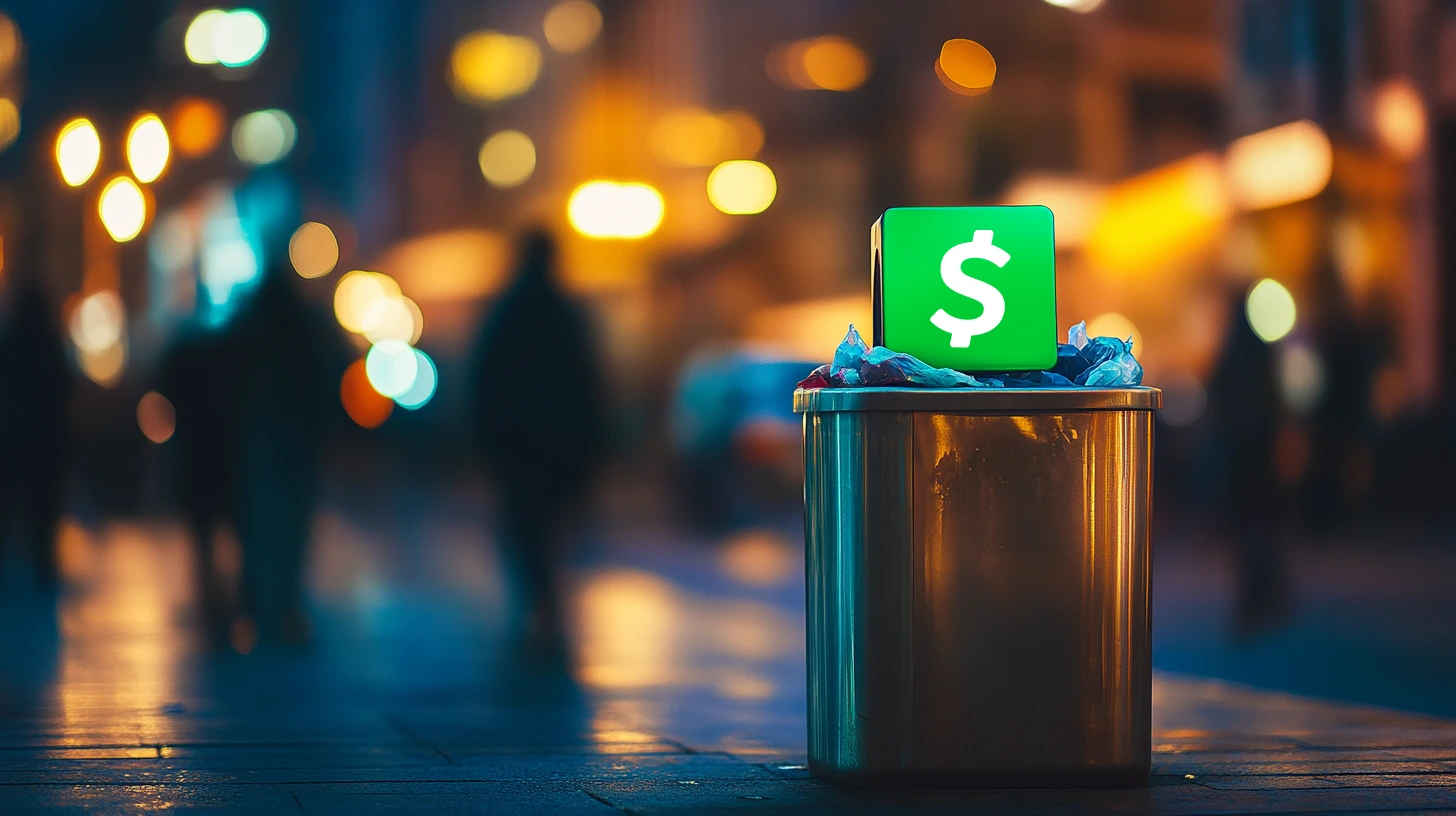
1043, 0, 1105, 12
137, 391, 176, 444
1157, 372, 1207, 427
56, 118, 101, 187
361, 294, 423, 345
289, 222, 339, 279
98, 176, 148, 242
543, 1, 602, 53
650, 108, 764, 167
1277, 342, 1326, 415
800, 37, 869, 91
719, 529, 796, 587
1086, 312, 1143, 354
1372, 79, 1426, 160
568, 180, 665, 239
450, 31, 540, 103
340, 359, 393, 429
187, 9, 267, 67
0, 98, 19, 152
1224, 120, 1331, 210
334, 270, 401, 333
365, 339, 419, 398
478, 130, 536, 188
394, 348, 438, 410
170, 98, 226, 157
1245, 278, 1297, 343
126, 114, 170, 184
937, 39, 996, 96
0, 14, 20, 76
232, 109, 296, 165
69, 290, 125, 354
706, 160, 776, 215
78, 340, 126, 387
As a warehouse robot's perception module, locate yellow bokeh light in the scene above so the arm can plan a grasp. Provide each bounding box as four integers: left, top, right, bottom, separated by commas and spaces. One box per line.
333, 270, 401, 333
567, 180, 664, 239
0, 14, 20, 76
543, 1, 602, 53
98, 176, 148, 242
1085, 152, 1230, 274
1224, 120, 1331, 211
706, 160, 776, 215
1044, 0, 1105, 11
0, 98, 19, 152
56, 118, 101, 187
937, 39, 996, 95
69, 289, 125, 354
1246, 278, 1296, 344
478, 130, 537, 188
184, 9, 227, 64
79, 340, 126, 387
232, 109, 296, 165
1372, 79, 1426, 160
361, 294, 423, 345
721, 110, 764, 158
289, 221, 339, 279
800, 37, 869, 91
450, 31, 541, 103
650, 107, 734, 167
170, 97, 226, 157
126, 114, 170, 184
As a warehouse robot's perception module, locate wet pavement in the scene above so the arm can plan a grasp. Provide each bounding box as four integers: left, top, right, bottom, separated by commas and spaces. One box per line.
1, 501, 1455, 813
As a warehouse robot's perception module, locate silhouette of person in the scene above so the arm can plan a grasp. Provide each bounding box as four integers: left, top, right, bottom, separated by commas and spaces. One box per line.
471, 229, 607, 670
159, 319, 243, 638
1207, 284, 1289, 639
229, 260, 339, 647
0, 276, 71, 590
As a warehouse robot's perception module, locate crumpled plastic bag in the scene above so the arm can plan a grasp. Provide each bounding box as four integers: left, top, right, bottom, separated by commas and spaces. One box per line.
796, 321, 1143, 390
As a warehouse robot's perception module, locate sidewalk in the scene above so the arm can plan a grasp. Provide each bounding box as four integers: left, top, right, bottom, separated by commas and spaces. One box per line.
0, 511, 1453, 813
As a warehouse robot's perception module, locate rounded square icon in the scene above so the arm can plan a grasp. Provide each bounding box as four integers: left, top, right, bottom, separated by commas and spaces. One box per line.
873, 206, 1057, 372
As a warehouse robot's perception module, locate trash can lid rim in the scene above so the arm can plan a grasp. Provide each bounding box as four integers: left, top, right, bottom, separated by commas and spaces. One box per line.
794, 386, 1161, 413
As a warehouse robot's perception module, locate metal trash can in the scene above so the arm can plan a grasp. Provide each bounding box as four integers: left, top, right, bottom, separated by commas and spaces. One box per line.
797, 386, 1160, 789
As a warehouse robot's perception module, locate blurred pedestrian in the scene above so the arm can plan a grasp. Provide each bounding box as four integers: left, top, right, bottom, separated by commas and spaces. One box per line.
1207, 284, 1289, 640
471, 229, 607, 672
229, 260, 340, 648
0, 273, 71, 590
159, 321, 243, 639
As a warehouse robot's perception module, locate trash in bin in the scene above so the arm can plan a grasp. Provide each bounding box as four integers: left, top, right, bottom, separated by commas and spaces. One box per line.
797, 321, 1142, 390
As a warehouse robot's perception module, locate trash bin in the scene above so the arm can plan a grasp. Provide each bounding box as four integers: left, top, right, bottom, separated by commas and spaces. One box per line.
797, 385, 1160, 789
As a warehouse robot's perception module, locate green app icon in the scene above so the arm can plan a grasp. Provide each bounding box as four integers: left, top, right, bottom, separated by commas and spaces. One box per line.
872, 206, 1057, 372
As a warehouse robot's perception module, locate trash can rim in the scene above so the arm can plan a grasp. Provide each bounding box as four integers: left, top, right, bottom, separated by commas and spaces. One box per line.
794, 386, 1161, 413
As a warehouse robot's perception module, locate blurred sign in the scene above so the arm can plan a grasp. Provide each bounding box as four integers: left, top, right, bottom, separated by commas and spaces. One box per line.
872, 206, 1057, 371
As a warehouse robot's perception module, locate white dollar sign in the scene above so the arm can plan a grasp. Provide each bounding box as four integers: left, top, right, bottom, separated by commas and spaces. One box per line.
930, 230, 1008, 348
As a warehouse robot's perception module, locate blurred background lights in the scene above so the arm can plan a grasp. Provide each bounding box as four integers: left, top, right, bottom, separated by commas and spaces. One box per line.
0, 13, 20, 75
365, 339, 420, 398
0, 98, 19, 152
706, 160, 776, 215
69, 290, 125, 354
1277, 342, 1327, 415
361, 294, 423, 345
56, 118, 101, 186
478, 130, 536, 188
289, 221, 339, 279
78, 340, 126, 387
1224, 120, 1331, 210
1085, 312, 1143, 353
232, 109, 296, 165
450, 31, 540, 103
334, 270, 401, 333
800, 37, 868, 91
186, 8, 267, 67
1157, 372, 1207, 427
136, 391, 176, 444
340, 359, 393, 429
1372, 79, 1426, 160
393, 349, 437, 410
126, 114, 170, 183
650, 108, 762, 167
1043, 0, 1105, 12
1245, 278, 1297, 343
568, 180, 665, 239
98, 176, 148, 242
543, 1, 602, 53
937, 39, 996, 96
169, 98, 226, 157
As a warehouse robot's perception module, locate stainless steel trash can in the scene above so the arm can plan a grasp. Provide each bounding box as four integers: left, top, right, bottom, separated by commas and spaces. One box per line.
797, 386, 1160, 789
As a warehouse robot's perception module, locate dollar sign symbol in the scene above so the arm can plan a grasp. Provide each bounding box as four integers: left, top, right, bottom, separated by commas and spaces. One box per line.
930, 230, 1008, 348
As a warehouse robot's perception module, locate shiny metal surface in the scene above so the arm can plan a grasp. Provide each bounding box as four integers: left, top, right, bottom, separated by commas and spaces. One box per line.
800, 390, 1156, 788
795, 386, 1161, 414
